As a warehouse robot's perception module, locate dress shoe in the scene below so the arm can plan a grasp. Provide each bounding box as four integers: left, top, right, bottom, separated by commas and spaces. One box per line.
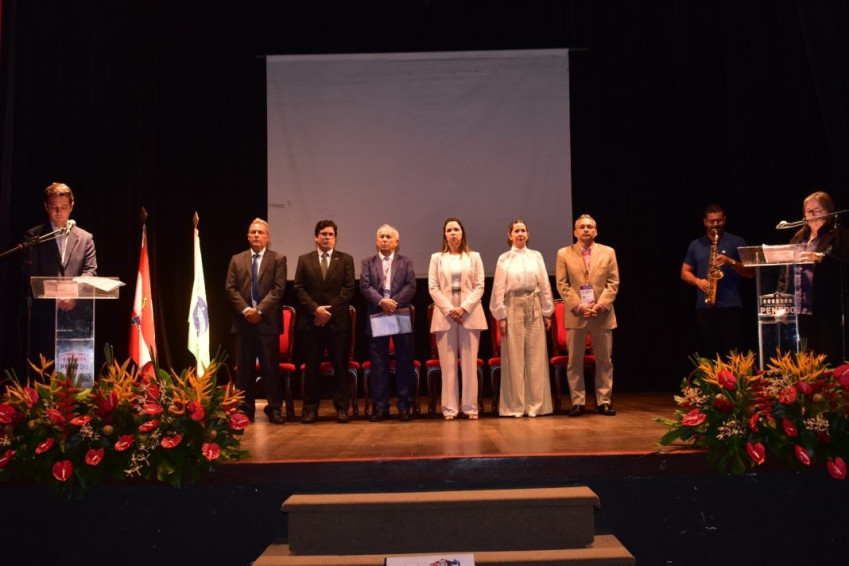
263, 405, 286, 425
336, 409, 350, 424
301, 410, 318, 424
399, 409, 412, 422
370, 409, 389, 422
567, 404, 586, 417
598, 403, 617, 416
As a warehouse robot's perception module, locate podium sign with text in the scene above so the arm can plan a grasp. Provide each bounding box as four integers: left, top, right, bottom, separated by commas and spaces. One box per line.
30, 276, 122, 388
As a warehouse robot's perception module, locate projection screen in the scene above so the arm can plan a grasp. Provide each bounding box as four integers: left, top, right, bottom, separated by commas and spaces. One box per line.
267, 49, 572, 277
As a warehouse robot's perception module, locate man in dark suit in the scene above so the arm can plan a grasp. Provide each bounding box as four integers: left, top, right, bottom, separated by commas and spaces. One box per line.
360, 224, 416, 422
226, 218, 287, 424
293, 219, 356, 424
23, 182, 97, 367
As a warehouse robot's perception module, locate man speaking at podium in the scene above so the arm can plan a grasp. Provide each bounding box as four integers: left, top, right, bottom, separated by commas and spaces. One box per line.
22, 182, 98, 367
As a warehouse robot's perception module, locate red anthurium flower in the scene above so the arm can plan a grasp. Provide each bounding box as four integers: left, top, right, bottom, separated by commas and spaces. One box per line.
105, 391, 119, 411
23, 387, 39, 407
114, 434, 135, 451
713, 395, 734, 414
52, 460, 73, 482
796, 381, 813, 395
781, 417, 798, 438
827, 457, 847, 480
0, 404, 15, 424
70, 415, 92, 426
46, 408, 66, 425
138, 419, 160, 433
748, 413, 760, 433
746, 442, 766, 465
144, 384, 160, 403
230, 413, 250, 431
160, 434, 183, 449
143, 403, 163, 415
778, 386, 797, 405
717, 370, 737, 391
202, 442, 221, 461
833, 364, 849, 388
0, 449, 16, 469
85, 447, 104, 466
190, 406, 205, 422
794, 445, 812, 466
35, 437, 55, 454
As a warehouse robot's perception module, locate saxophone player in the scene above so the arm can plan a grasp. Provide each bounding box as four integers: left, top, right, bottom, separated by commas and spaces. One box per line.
681, 204, 754, 359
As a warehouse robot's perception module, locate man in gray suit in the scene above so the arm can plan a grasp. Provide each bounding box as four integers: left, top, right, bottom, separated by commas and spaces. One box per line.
23, 182, 97, 368
226, 218, 287, 424
293, 220, 356, 424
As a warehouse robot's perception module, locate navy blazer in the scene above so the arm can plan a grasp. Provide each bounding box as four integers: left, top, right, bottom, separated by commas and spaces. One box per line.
360, 253, 416, 319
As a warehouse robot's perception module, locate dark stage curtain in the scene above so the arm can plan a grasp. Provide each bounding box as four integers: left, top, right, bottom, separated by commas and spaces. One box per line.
1, 1, 847, 387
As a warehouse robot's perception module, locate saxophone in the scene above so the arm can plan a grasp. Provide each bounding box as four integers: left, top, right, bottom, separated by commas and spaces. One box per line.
704, 228, 724, 305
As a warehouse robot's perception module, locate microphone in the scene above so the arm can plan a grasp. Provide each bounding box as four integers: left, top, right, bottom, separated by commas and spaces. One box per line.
776, 219, 805, 230
63, 219, 77, 234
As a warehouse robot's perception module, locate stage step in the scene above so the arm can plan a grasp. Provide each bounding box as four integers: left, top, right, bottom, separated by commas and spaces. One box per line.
254, 533, 634, 565
253, 487, 634, 564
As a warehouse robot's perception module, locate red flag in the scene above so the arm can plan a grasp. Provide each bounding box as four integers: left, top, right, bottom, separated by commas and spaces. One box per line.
130, 225, 156, 374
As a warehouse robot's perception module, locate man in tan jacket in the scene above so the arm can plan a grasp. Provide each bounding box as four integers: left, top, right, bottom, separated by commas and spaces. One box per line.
555, 214, 620, 416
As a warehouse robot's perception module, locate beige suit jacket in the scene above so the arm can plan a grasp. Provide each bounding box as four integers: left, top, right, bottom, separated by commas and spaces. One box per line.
555, 242, 619, 330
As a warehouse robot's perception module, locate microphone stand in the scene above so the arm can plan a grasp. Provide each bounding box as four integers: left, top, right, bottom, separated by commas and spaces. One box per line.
0, 226, 67, 374
0, 225, 67, 260
835, 211, 848, 361
776, 208, 849, 230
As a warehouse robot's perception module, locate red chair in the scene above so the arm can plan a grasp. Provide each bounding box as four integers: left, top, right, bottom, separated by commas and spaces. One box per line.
278, 306, 298, 418
298, 305, 360, 416
549, 299, 595, 412
425, 303, 484, 416
362, 305, 421, 416
487, 313, 502, 415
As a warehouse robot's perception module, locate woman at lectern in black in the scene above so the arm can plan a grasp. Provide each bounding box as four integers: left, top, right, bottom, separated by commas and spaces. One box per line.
782, 191, 848, 365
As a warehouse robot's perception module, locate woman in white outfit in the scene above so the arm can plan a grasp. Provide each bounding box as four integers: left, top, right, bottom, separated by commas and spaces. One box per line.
428, 218, 487, 420
489, 219, 554, 417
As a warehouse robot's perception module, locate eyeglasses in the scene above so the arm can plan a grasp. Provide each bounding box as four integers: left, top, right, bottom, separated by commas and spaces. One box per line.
805, 208, 825, 216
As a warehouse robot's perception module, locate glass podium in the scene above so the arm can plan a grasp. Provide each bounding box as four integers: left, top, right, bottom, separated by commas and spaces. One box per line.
30, 276, 122, 388
739, 244, 813, 369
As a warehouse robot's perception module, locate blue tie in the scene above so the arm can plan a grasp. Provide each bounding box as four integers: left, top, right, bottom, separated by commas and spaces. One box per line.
251, 253, 261, 306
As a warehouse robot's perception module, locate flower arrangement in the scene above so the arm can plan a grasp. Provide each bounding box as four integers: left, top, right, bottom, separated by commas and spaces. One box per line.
657, 350, 849, 479
0, 347, 250, 498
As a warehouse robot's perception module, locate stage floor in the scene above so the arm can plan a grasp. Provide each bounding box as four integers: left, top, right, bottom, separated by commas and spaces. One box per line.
213, 390, 710, 490
240, 391, 684, 463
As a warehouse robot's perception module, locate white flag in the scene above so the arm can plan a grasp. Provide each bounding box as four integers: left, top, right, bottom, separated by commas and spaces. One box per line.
188, 218, 210, 371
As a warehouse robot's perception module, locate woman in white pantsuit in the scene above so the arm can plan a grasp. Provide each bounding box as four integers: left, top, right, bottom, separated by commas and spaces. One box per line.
489, 220, 554, 417
428, 218, 487, 420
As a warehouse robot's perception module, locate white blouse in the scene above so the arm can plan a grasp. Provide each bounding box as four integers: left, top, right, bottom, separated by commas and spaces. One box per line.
489, 247, 554, 320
